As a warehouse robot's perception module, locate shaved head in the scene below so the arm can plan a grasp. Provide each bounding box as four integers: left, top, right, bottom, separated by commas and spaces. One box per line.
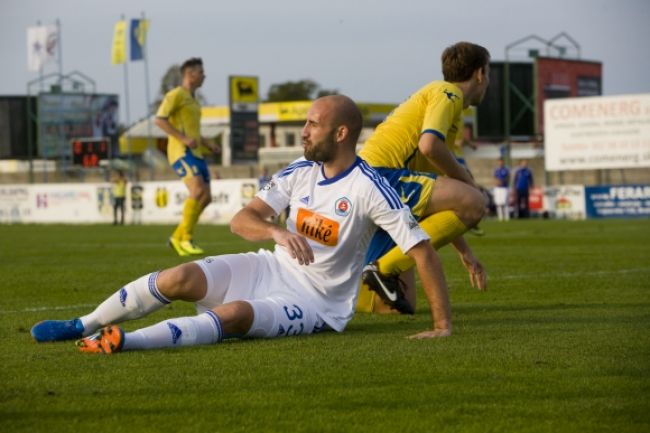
313, 95, 363, 146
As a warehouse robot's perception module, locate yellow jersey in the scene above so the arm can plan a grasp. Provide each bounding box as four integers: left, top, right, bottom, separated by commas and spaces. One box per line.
359, 81, 464, 171
156, 86, 202, 164
409, 107, 470, 173
112, 178, 126, 198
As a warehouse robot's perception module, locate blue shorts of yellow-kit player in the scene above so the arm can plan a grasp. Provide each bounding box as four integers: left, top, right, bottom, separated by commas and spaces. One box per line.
171, 149, 211, 184
364, 168, 437, 265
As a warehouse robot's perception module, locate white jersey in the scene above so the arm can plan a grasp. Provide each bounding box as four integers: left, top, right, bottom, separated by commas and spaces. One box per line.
257, 156, 429, 331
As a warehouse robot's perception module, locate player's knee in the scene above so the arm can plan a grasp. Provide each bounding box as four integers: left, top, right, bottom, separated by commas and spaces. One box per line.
215, 301, 255, 337
471, 192, 487, 223
158, 264, 206, 300
461, 189, 487, 226
200, 191, 212, 207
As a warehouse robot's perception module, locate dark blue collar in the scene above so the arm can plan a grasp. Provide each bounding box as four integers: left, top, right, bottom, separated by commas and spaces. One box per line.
318, 156, 362, 185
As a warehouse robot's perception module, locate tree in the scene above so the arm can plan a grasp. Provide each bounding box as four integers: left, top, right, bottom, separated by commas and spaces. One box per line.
265, 79, 338, 102
150, 64, 206, 114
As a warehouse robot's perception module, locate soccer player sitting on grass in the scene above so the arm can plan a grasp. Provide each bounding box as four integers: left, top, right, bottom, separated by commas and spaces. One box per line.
31, 95, 454, 354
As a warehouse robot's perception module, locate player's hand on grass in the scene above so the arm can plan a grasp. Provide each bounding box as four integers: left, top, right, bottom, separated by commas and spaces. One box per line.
408, 328, 452, 339
273, 230, 314, 265
460, 251, 487, 291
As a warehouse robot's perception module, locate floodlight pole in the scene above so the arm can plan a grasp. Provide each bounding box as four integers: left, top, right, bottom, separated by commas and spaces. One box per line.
504, 34, 565, 170
547, 32, 581, 59
56, 19, 63, 84
505, 35, 546, 168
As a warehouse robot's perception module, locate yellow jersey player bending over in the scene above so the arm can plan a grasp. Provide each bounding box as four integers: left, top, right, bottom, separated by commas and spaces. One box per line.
358, 41, 490, 314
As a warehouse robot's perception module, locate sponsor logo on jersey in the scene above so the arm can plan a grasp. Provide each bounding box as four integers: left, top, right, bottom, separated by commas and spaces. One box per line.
443, 89, 459, 101
300, 195, 310, 205
334, 197, 352, 216
399, 186, 416, 203
296, 208, 339, 246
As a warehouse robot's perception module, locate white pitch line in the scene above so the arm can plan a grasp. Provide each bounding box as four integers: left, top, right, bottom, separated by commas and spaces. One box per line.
441, 266, 650, 285
3, 267, 649, 315
0, 303, 97, 315
488, 266, 650, 281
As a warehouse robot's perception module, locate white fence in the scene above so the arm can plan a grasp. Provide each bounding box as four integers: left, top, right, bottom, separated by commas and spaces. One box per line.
0, 178, 258, 224
2, 180, 648, 224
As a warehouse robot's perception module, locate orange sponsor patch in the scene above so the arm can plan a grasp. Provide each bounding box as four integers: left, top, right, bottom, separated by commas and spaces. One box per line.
296, 208, 339, 246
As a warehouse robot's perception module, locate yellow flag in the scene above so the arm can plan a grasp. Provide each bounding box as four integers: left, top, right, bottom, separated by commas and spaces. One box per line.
111, 20, 127, 65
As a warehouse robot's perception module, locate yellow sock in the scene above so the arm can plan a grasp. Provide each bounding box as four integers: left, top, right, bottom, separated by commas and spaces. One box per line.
172, 198, 202, 241
355, 282, 376, 313
181, 198, 203, 242
376, 210, 467, 275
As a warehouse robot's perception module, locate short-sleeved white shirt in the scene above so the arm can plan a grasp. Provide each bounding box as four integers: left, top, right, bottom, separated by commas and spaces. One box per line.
256, 156, 429, 331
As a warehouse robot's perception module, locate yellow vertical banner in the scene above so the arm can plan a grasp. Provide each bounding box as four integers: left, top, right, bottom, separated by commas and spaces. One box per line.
111, 20, 127, 65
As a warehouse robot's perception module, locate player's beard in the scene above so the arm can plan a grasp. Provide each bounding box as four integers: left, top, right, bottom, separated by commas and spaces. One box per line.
303, 131, 336, 163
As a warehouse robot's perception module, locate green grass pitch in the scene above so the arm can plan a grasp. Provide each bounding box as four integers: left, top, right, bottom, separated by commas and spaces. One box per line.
1, 219, 649, 433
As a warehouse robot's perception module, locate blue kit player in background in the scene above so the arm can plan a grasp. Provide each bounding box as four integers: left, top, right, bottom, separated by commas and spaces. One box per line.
31, 95, 455, 354
513, 159, 534, 218
493, 158, 510, 221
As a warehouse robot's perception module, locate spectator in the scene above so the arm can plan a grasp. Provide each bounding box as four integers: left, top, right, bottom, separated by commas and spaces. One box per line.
513, 159, 534, 218
493, 158, 510, 221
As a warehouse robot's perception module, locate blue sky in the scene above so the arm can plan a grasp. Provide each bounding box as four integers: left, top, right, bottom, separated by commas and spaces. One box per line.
2, 0, 649, 124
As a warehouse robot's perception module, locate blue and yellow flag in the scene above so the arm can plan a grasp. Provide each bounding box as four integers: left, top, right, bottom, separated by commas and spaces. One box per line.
111, 20, 127, 65
130, 19, 149, 61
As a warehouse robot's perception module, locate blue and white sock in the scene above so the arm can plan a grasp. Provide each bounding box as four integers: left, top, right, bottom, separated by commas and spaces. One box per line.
79, 272, 170, 336
122, 311, 224, 351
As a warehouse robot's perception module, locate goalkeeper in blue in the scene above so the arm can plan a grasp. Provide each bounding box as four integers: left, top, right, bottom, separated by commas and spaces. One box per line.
31, 95, 453, 354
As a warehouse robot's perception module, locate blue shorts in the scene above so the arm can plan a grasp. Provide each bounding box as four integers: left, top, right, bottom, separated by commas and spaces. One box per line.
171, 149, 210, 183
365, 167, 437, 265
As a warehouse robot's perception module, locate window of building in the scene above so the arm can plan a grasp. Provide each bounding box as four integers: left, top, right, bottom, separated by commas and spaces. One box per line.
285, 132, 296, 147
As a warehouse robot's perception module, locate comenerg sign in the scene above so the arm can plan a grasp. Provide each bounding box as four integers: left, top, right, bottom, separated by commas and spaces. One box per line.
544, 93, 650, 171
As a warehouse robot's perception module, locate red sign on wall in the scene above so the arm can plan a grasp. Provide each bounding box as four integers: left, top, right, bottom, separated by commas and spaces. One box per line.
536, 57, 602, 133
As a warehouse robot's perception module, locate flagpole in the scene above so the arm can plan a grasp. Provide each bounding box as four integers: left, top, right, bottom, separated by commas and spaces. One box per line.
36, 20, 44, 92
141, 11, 154, 180
56, 18, 65, 175
121, 14, 133, 178
56, 18, 63, 82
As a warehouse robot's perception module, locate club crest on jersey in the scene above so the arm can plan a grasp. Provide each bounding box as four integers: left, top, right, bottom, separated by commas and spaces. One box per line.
261, 180, 276, 191
296, 208, 339, 246
334, 197, 352, 216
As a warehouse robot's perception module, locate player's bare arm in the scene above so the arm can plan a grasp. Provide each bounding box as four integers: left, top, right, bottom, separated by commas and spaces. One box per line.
154, 117, 198, 149
405, 240, 452, 338
418, 133, 478, 188
231, 197, 314, 265
450, 236, 487, 291
203, 139, 221, 154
